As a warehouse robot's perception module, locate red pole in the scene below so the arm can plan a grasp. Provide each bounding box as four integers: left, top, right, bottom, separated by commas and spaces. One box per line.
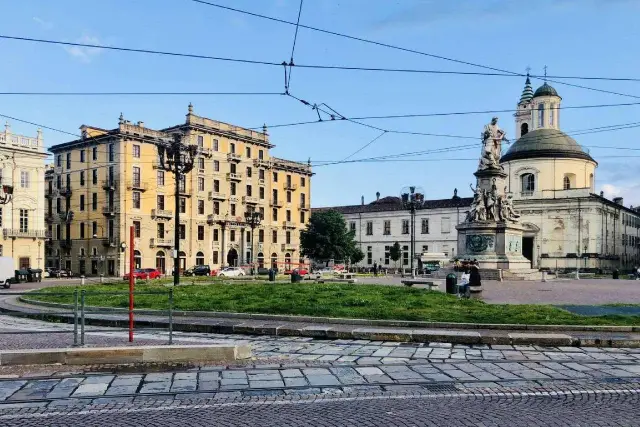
129, 225, 135, 342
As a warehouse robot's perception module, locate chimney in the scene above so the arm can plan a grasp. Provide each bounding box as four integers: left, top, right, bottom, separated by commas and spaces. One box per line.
376, 191, 380, 201
600, 191, 604, 197
361, 196, 364, 206
137, 121, 144, 128
613, 197, 624, 205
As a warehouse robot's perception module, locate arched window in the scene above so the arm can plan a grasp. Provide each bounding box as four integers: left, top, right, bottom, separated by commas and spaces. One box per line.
521, 173, 535, 195
549, 103, 555, 126
271, 252, 278, 270
538, 104, 545, 128
257, 252, 264, 269
520, 123, 529, 136
563, 176, 571, 190
156, 251, 166, 274
178, 251, 186, 272
133, 250, 141, 269
195, 251, 205, 266
285, 253, 291, 271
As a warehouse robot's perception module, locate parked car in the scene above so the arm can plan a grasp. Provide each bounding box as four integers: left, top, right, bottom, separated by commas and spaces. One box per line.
142, 268, 162, 279
217, 267, 245, 277
122, 269, 148, 280
0, 257, 14, 289
183, 265, 212, 276
56, 269, 74, 278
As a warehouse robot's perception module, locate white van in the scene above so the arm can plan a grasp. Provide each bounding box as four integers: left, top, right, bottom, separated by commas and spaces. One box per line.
0, 257, 15, 289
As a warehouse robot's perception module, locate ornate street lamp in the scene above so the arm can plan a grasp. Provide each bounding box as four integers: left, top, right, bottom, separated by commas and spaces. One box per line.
244, 208, 263, 276
400, 186, 425, 279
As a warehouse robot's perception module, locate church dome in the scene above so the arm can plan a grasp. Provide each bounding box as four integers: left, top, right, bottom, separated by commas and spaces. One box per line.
500, 128, 596, 163
533, 82, 559, 98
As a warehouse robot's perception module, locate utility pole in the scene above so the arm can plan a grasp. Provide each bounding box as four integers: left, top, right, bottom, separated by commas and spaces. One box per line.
401, 186, 425, 279
158, 133, 197, 286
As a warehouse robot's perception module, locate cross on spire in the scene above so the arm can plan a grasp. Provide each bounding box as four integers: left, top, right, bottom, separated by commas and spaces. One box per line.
525, 66, 531, 76
543, 65, 548, 82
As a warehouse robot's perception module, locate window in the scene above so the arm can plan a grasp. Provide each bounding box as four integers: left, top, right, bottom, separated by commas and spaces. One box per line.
213, 139, 219, 151
259, 207, 264, 218
19, 209, 28, 232
272, 230, 278, 243
402, 220, 409, 234
230, 182, 237, 196
422, 245, 429, 252
92, 221, 97, 237
132, 145, 140, 158
56, 175, 61, 189
213, 229, 219, 241
197, 225, 205, 241
230, 230, 236, 242
92, 147, 98, 161
286, 210, 291, 221
179, 224, 186, 240
92, 169, 98, 185
272, 208, 278, 221
56, 155, 62, 167
157, 171, 164, 186
198, 177, 205, 192
245, 147, 251, 158
538, 104, 544, 128
563, 176, 571, 190
383, 220, 391, 235
179, 197, 186, 213
108, 143, 115, 162
20, 171, 29, 188
300, 193, 306, 208
230, 143, 236, 154
350, 222, 356, 232
213, 180, 220, 192
132, 191, 141, 209
213, 201, 220, 214
287, 191, 292, 203
520, 122, 529, 136
196, 251, 205, 266
66, 153, 71, 169
79, 171, 85, 186
259, 187, 265, 199
258, 229, 264, 243
258, 150, 264, 159
246, 231, 251, 243
214, 160, 220, 172
272, 189, 278, 203
230, 204, 236, 216
213, 251, 219, 264
197, 135, 204, 148
286, 231, 291, 244
367, 246, 373, 265
198, 157, 205, 170
56, 198, 61, 213
66, 173, 71, 189
198, 199, 205, 215
133, 251, 141, 269
247, 185, 252, 197
246, 167, 252, 178
366, 221, 373, 235
441, 217, 451, 233
133, 221, 141, 238
403, 245, 409, 266
384, 246, 390, 265
300, 211, 305, 223
108, 166, 114, 184
79, 195, 85, 211
301, 177, 306, 187
80, 150, 86, 162
259, 169, 265, 180
550, 103, 555, 126
521, 173, 535, 195
273, 172, 278, 182
421, 218, 429, 234
157, 195, 165, 210
89, 193, 96, 211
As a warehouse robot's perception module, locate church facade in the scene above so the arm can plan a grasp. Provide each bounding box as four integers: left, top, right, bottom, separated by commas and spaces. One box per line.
317, 77, 640, 272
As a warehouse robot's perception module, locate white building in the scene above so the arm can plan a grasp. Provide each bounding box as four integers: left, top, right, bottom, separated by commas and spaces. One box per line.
318, 77, 640, 272
0, 123, 49, 269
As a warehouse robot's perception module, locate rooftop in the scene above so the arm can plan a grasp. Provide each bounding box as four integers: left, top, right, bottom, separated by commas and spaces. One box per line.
314, 195, 472, 215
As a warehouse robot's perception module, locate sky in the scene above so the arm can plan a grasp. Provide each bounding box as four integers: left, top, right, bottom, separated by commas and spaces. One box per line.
2, 0, 640, 207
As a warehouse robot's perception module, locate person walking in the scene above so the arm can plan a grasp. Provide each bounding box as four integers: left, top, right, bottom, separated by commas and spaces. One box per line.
373, 262, 378, 277
469, 262, 482, 293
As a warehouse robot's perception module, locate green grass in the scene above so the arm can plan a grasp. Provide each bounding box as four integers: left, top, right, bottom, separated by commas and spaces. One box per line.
28, 282, 640, 326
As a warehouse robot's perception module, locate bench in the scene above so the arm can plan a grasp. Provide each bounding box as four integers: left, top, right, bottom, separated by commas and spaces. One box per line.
401, 280, 438, 290
336, 272, 356, 280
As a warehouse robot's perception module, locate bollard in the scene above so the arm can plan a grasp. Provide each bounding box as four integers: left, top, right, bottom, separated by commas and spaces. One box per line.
168, 288, 174, 345
81, 275, 85, 285
73, 289, 79, 346
542, 271, 547, 282
100, 274, 104, 283
80, 290, 86, 346
498, 269, 503, 282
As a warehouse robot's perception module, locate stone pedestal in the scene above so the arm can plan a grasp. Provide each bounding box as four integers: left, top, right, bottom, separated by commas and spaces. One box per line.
456, 221, 532, 270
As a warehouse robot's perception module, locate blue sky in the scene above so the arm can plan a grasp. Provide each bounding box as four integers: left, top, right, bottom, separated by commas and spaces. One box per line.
2, 0, 640, 207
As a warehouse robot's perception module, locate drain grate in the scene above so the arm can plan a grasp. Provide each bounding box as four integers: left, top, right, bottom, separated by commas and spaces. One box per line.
422, 384, 458, 393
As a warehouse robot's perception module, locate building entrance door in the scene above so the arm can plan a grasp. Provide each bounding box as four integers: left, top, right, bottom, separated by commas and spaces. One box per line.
522, 237, 534, 268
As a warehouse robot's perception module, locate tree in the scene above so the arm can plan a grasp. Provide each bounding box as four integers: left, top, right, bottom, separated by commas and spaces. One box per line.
301, 210, 360, 263
389, 241, 401, 271
350, 247, 365, 265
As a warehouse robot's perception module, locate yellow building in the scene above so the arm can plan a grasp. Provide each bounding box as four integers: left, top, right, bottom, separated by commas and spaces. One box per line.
0, 123, 49, 269
45, 105, 312, 276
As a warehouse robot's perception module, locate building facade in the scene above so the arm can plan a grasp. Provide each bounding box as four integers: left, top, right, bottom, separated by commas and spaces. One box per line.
0, 123, 49, 269
45, 105, 312, 276
318, 77, 640, 272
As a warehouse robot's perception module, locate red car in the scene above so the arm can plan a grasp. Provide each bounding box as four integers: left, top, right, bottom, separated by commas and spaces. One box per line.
142, 268, 162, 279
294, 268, 309, 276
123, 269, 148, 280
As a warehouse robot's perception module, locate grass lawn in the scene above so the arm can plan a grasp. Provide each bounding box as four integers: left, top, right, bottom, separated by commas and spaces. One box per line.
28, 282, 640, 326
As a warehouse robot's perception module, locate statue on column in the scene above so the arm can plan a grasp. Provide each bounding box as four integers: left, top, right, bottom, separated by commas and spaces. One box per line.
485, 179, 499, 221
479, 117, 509, 171
466, 184, 487, 222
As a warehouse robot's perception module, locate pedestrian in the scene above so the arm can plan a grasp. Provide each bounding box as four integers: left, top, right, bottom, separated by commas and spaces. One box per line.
373, 262, 378, 277
469, 262, 482, 292
459, 269, 471, 299
636, 265, 640, 280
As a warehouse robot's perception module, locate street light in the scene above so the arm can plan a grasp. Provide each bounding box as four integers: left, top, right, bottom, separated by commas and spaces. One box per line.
244, 208, 262, 276
400, 186, 425, 279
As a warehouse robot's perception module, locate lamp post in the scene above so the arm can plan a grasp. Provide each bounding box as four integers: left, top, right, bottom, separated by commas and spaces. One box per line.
244, 208, 262, 276
400, 186, 425, 279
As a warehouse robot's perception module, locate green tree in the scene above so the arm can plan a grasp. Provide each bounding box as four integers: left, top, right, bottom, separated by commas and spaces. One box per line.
350, 247, 365, 265
301, 210, 359, 263
389, 241, 401, 271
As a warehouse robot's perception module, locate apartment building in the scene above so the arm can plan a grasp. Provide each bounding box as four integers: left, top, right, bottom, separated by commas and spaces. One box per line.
45, 105, 312, 276
0, 122, 49, 269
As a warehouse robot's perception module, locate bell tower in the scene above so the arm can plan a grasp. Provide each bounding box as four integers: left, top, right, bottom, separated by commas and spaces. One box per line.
514, 72, 534, 139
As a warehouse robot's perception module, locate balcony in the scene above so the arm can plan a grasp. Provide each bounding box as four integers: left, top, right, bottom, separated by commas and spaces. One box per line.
282, 243, 299, 252
282, 221, 296, 229
284, 182, 298, 191
178, 187, 192, 197
150, 237, 173, 248
58, 212, 72, 222
198, 147, 213, 158
152, 158, 163, 169
258, 179, 266, 186
227, 153, 242, 162
151, 208, 173, 219
227, 172, 243, 181
102, 180, 117, 191
208, 191, 227, 201
102, 206, 116, 216
127, 180, 149, 191
101, 238, 117, 248
299, 203, 310, 211
3, 229, 48, 239
207, 214, 221, 225
520, 191, 534, 197
45, 213, 55, 223
243, 196, 259, 205
253, 158, 271, 168
270, 199, 283, 208
59, 186, 72, 197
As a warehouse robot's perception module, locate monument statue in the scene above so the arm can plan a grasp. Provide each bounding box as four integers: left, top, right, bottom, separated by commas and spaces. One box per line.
479, 117, 509, 171
467, 184, 487, 222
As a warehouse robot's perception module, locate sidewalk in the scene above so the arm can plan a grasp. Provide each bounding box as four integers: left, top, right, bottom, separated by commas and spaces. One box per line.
2, 296, 640, 348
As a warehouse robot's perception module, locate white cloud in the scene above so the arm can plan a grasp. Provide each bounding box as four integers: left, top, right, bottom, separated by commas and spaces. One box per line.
599, 183, 640, 207
33, 17, 53, 30
64, 35, 104, 63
